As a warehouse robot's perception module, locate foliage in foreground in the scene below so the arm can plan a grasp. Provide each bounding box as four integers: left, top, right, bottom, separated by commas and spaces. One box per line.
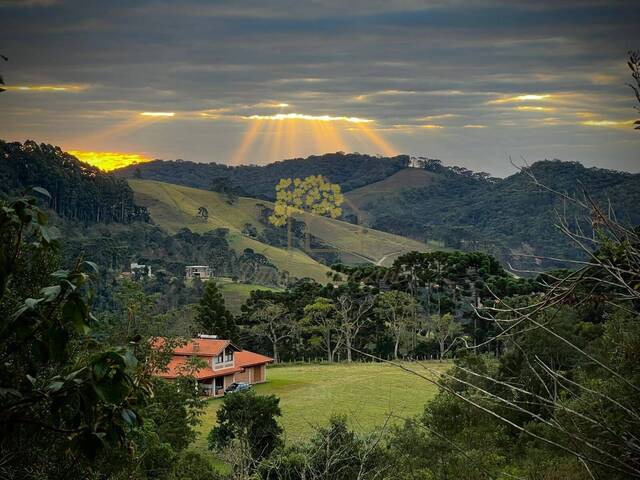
208, 390, 283, 477
0, 190, 213, 479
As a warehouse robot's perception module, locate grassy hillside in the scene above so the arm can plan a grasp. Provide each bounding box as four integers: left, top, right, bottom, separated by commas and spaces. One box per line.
129, 179, 332, 282
192, 361, 449, 458
116, 152, 409, 200
346, 168, 437, 223
129, 180, 439, 275
216, 280, 283, 314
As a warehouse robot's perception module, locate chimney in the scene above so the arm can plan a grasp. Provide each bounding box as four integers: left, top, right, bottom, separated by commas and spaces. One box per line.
197, 334, 218, 339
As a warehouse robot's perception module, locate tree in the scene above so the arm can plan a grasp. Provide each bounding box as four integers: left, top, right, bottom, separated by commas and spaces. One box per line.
427, 313, 462, 360
208, 391, 282, 477
251, 301, 292, 363
114, 277, 157, 340
143, 377, 205, 451
375, 290, 417, 359
166, 451, 223, 480
197, 206, 209, 221
335, 292, 374, 362
258, 415, 388, 480
304, 297, 340, 362
194, 281, 238, 340
268, 175, 344, 249
0, 191, 152, 475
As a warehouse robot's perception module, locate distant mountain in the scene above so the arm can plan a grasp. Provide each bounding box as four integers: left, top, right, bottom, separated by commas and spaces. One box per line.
114, 152, 410, 200
7, 141, 638, 274
346, 159, 640, 270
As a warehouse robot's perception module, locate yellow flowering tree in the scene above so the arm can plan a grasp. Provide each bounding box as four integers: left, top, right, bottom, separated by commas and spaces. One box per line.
268, 175, 344, 227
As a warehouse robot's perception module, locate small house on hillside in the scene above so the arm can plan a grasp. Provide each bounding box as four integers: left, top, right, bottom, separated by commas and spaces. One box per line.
130, 262, 152, 278
185, 265, 212, 279
153, 335, 273, 397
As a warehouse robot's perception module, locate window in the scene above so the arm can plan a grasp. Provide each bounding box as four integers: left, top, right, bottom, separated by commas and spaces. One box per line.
214, 353, 223, 364
224, 351, 234, 363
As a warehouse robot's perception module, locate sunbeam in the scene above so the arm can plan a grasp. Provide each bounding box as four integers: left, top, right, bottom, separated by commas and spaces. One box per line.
228, 112, 395, 165
230, 119, 263, 165
354, 123, 398, 156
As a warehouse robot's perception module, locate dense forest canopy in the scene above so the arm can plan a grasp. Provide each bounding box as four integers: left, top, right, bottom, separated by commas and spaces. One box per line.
352, 159, 640, 269
0, 140, 148, 224
114, 152, 410, 200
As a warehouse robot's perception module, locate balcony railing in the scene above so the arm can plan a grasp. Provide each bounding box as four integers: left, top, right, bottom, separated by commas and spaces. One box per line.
213, 360, 234, 370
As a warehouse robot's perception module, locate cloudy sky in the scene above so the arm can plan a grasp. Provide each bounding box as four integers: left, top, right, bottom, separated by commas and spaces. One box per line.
1, 0, 639, 175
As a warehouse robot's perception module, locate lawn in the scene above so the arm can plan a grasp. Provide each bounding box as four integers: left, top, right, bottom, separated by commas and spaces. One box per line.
191, 361, 451, 459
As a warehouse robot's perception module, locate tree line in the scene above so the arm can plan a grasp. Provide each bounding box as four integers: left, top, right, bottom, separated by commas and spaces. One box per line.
221, 251, 539, 364
0, 140, 149, 224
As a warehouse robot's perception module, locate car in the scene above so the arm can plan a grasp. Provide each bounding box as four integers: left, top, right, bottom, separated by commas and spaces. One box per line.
225, 382, 251, 394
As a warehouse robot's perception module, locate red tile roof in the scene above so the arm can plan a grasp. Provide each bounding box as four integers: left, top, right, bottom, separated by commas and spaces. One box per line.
152, 337, 273, 380
235, 350, 274, 367
174, 338, 229, 357
152, 337, 231, 357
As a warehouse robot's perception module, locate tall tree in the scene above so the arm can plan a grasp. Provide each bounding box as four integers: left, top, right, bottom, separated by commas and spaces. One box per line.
375, 290, 417, 360
194, 281, 238, 340
269, 175, 344, 249
304, 297, 340, 362
427, 313, 462, 360
251, 301, 293, 363
335, 292, 374, 362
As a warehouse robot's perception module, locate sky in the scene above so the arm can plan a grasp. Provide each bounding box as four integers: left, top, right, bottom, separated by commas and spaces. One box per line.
1, 0, 639, 175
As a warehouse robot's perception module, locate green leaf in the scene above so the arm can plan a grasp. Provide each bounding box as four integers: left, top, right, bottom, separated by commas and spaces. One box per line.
47, 380, 64, 393
63, 296, 90, 334
120, 408, 137, 425
40, 285, 61, 301
31, 186, 51, 199
83, 261, 99, 275
123, 349, 138, 369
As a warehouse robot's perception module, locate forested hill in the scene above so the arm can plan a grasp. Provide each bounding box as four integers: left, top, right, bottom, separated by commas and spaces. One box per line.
114, 152, 410, 200
116, 151, 640, 270
0, 140, 148, 223
347, 159, 640, 269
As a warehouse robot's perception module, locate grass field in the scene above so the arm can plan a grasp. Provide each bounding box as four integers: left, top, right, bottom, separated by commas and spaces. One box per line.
191, 361, 450, 460
128, 180, 438, 280
217, 280, 282, 314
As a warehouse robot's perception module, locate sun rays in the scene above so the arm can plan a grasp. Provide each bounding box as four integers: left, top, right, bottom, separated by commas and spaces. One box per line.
68, 107, 396, 167
229, 113, 396, 165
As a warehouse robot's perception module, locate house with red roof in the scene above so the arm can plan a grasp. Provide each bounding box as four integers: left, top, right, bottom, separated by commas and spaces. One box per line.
154, 335, 273, 397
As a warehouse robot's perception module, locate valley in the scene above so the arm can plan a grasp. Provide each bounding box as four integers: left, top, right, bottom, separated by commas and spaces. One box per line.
129, 179, 440, 283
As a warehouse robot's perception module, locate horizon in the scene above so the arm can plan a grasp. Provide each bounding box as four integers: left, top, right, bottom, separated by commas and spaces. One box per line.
1, 1, 639, 176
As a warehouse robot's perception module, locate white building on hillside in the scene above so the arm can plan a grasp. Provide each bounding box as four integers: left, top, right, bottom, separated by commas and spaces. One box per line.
185, 265, 213, 279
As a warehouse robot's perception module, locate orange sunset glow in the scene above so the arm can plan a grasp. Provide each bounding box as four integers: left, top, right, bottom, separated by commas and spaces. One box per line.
68, 150, 152, 171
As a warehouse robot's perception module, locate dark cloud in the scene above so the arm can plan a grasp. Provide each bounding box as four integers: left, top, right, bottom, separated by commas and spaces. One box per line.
0, 0, 638, 175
